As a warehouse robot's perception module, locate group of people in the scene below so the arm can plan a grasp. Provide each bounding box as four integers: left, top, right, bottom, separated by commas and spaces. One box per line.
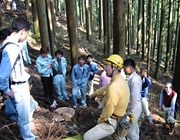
0, 17, 178, 140
84, 55, 178, 140
36, 47, 99, 108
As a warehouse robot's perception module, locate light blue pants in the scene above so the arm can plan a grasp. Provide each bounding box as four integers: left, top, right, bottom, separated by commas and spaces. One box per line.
72, 84, 87, 107
53, 75, 69, 100
11, 82, 36, 140
5, 97, 37, 122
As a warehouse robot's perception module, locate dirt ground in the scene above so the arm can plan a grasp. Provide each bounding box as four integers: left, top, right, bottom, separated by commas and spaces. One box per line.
0, 1, 180, 140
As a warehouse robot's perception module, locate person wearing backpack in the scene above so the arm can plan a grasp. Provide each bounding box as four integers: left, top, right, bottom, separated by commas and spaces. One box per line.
0, 18, 36, 140
159, 82, 177, 135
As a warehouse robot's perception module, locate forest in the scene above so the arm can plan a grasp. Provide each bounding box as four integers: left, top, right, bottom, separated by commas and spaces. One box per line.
0, 0, 180, 140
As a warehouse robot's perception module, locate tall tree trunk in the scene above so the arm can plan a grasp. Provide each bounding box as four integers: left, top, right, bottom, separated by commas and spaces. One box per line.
125, 1, 128, 53
147, 0, 152, 76
89, 0, 94, 31
107, 0, 111, 57
79, 0, 83, 27
141, 0, 145, 60
103, 0, 107, 56
50, 0, 56, 37
113, 0, 125, 59
25, 0, 30, 21
173, 25, 180, 103
66, 0, 78, 68
0, 6, 2, 26
152, 0, 160, 60
164, 0, 174, 74
131, 0, 135, 49
127, 0, 130, 55
82, 0, 86, 26
31, 0, 40, 38
99, 0, 103, 42
85, 0, 91, 41
46, 0, 55, 57
36, 0, 50, 49
155, 0, 166, 79
172, 0, 180, 71
137, 0, 142, 56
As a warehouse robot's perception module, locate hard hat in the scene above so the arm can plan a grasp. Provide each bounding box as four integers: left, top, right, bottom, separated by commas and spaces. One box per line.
104, 54, 124, 70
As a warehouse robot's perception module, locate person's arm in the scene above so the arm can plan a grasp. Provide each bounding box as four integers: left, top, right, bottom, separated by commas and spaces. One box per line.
93, 63, 99, 74
72, 66, 77, 87
128, 77, 142, 114
142, 77, 151, 90
171, 93, 177, 116
159, 90, 164, 110
36, 59, 48, 74
94, 84, 109, 96
0, 44, 19, 96
98, 85, 118, 123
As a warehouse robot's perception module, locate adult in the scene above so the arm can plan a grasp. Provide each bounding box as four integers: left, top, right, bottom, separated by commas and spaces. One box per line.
36, 47, 57, 108
140, 68, 153, 124
123, 58, 142, 140
0, 18, 36, 140
86, 54, 99, 96
84, 54, 130, 140
72, 55, 90, 108
53, 50, 69, 101
159, 83, 177, 135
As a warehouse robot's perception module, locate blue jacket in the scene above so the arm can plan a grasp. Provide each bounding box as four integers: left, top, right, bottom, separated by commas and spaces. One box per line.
36, 54, 53, 77
72, 64, 90, 87
86, 62, 99, 81
19, 40, 31, 64
53, 57, 67, 77
141, 77, 151, 98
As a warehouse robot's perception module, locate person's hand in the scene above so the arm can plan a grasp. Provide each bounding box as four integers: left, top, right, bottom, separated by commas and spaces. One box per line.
7, 90, 14, 99
90, 72, 93, 75
159, 106, 162, 111
35, 105, 40, 111
170, 113, 174, 117
47, 62, 55, 69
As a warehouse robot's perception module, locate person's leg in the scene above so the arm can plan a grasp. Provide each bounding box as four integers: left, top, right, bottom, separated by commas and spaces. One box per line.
41, 77, 49, 98
29, 99, 38, 121
84, 118, 117, 140
88, 80, 94, 96
126, 102, 142, 140
60, 75, 69, 100
141, 98, 153, 123
12, 82, 35, 140
72, 87, 80, 108
53, 75, 63, 100
80, 84, 87, 106
48, 76, 54, 104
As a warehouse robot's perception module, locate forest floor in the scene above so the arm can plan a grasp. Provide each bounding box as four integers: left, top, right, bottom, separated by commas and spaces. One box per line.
0, 1, 180, 140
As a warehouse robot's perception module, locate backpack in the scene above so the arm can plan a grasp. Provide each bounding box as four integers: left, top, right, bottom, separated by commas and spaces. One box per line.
0, 42, 17, 63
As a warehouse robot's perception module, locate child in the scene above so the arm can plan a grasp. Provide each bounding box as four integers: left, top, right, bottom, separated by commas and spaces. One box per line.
86, 55, 99, 96
36, 47, 57, 108
140, 69, 153, 124
53, 50, 69, 101
72, 55, 90, 108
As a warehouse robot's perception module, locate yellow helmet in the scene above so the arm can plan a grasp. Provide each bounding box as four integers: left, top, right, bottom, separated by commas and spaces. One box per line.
104, 54, 124, 70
